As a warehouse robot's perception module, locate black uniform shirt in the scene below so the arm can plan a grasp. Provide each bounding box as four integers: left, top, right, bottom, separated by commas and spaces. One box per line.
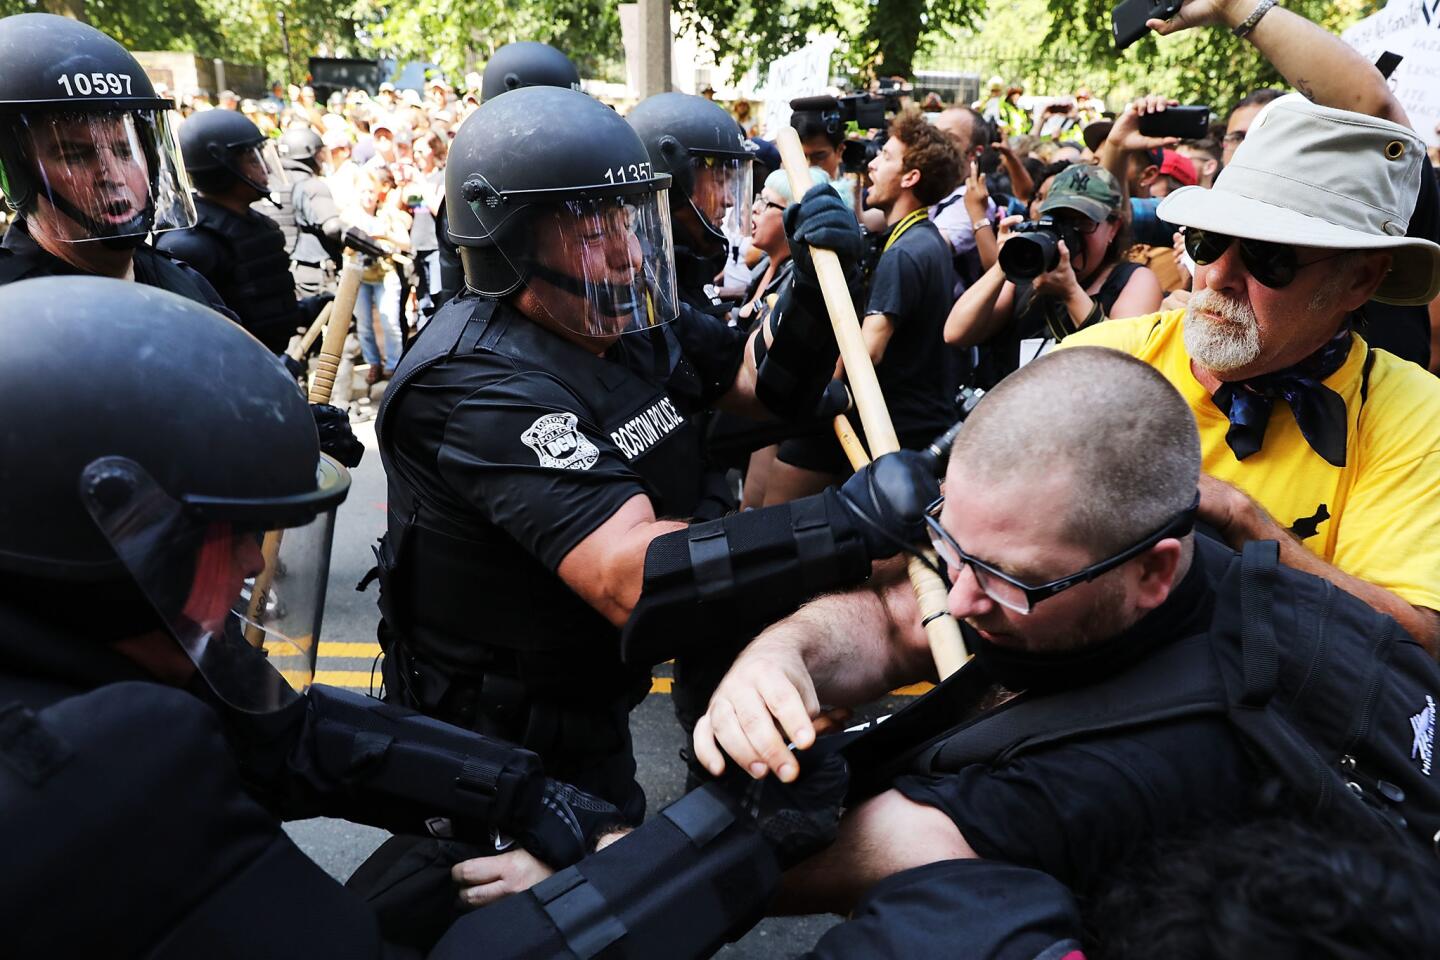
864, 218, 959, 437
0, 219, 240, 323
380, 298, 711, 694
892, 558, 1257, 893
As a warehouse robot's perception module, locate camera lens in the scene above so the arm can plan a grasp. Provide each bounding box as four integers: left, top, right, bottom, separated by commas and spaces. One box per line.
999, 229, 1060, 281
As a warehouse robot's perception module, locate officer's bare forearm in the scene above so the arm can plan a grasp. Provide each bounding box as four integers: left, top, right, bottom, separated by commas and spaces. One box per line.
769, 560, 936, 707
556, 494, 687, 628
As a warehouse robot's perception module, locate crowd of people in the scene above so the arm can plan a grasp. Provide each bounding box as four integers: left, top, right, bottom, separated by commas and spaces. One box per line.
3, 0, 1440, 957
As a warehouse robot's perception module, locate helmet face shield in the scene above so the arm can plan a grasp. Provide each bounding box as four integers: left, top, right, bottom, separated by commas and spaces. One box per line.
498, 191, 680, 339
6, 108, 195, 241
689, 155, 751, 245
80, 456, 345, 714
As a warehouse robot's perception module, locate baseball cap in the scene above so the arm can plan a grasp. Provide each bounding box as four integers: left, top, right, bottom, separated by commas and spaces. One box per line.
1158, 94, 1440, 305
1039, 164, 1123, 222
1156, 149, 1197, 187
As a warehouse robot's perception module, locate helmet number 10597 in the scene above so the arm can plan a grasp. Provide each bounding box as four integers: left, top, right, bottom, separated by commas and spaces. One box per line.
56, 72, 133, 97
603, 162, 652, 184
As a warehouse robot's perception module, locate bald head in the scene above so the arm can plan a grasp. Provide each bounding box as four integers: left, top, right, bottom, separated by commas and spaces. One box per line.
935, 107, 987, 159
949, 347, 1200, 556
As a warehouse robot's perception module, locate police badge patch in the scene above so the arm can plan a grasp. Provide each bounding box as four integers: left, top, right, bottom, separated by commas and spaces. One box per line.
521, 412, 600, 470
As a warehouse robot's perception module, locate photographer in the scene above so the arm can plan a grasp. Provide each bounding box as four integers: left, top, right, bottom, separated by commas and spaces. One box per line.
943, 163, 1162, 373
763, 109, 961, 504
790, 104, 858, 212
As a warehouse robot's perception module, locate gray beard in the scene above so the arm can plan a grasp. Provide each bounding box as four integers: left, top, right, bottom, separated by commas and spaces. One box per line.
1183, 289, 1262, 374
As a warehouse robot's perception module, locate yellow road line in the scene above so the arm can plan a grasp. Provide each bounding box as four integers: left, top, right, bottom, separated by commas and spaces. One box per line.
318, 641, 383, 658
310, 668, 923, 699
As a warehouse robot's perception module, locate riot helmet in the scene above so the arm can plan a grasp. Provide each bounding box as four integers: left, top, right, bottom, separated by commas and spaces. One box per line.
446, 86, 679, 339
626, 92, 753, 255
0, 14, 196, 246
179, 108, 272, 200
445, 42, 584, 258
278, 125, 324, 166
0, 277, 350, 713
480, 41, 581, 103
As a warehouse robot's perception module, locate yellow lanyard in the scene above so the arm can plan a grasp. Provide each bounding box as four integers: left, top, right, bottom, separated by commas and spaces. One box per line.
883, 208, 929, 253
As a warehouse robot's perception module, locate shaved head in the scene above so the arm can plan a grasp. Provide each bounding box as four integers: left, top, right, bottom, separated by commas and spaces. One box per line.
949, 347, 1200, 556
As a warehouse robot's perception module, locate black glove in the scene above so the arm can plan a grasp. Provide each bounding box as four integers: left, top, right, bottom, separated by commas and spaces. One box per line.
836, 449, 940, 559
783, 183, 865, 292
281, 352, 306, 380
297, 292, 334, 326
513, 777, 626, 869
712, 739, 849, 869
311, 402, 365, 468
342, 226, 387, 260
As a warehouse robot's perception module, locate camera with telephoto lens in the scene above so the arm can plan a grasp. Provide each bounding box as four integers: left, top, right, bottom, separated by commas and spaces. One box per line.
998, 217, 1083, 282
791, 90, 906, 175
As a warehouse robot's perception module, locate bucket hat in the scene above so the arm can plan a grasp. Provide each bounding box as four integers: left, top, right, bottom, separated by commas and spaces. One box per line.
1158, 94, 1440, 305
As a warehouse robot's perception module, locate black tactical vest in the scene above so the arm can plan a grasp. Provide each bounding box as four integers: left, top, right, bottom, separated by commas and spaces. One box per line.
190, 198, 298, 347
373, 297, 704, 765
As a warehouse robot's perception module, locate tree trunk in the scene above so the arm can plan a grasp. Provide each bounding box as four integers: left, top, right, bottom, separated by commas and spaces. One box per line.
41, 0, 87, 21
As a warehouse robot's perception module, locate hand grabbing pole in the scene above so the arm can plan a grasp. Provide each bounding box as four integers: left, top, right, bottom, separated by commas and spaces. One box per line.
777, 127, 968, 679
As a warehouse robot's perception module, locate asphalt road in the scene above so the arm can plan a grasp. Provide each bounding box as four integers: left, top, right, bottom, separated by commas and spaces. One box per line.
282, 397, 909, 956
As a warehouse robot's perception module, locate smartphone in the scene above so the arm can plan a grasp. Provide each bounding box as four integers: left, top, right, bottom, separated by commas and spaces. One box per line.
1137, 105, 1212, 140
1112, 0, 1183, 51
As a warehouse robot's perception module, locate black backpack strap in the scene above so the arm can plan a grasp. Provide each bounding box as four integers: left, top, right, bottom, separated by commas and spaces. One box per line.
1238, 539, 1281, 707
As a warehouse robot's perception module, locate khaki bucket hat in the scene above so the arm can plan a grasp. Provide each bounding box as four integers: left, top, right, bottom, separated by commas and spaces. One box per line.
1157, 94, 1440, 305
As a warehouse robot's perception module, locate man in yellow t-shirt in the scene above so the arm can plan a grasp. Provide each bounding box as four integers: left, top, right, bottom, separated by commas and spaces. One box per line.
1063, 94, 1440, 653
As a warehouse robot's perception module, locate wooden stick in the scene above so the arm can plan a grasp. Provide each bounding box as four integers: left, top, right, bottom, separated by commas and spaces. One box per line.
244, 258, 364, 650
778, 128, 967, 678
287, 301, 333, 363
307, 259, 363, 404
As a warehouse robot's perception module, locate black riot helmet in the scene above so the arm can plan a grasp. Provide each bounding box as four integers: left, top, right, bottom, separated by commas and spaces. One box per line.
179, 108, 272, 199
445, 41, 584, 257
446, 86, 679, 339
278, 125, 324, 166
626, 92, 754, 255
0, 276, 350, 713
0, 13, 196, 246
480, 41, 581, 103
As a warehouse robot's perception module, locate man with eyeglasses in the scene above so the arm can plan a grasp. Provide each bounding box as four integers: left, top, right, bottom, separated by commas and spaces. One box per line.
690, 347, 1269, 922
1064, 91, 1440, 656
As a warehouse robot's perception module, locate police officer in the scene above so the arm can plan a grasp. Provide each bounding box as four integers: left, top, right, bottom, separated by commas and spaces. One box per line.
0, 275, 849, 959
0, 13, 231, 319
626, 92, 753, 310
432, 40, 586, 314
374, 85, 931, 823
158, 108, 331, 354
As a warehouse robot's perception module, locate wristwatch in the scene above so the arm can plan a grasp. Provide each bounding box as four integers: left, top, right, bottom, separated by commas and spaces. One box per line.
1232, 0, 1278, 38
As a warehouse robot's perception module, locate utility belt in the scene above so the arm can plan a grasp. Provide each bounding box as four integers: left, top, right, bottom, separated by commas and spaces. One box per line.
377, 620, 645, 765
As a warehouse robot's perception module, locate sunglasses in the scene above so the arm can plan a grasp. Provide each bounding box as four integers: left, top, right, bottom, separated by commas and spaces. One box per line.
1182, 228, 1350, 289
923, 494, 1198, 615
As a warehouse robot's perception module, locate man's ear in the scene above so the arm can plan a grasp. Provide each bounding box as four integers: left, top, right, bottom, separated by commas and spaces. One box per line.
1133, 538, 1183, 614
1342, 251, 1394, 308
1137, 166, 1160, 189
900, 166, 921, 192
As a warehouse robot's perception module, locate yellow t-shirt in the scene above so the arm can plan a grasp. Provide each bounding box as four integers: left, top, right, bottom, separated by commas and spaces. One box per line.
1062, 310, 1440, 612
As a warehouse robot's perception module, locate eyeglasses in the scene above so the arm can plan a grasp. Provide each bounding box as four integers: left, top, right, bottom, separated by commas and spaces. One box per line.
923, 494, 1198, 615
1052, 214, 1112, 236
1182, 228, 1351, 289
752, 198, 786, 214
1222, 130, 1247, 145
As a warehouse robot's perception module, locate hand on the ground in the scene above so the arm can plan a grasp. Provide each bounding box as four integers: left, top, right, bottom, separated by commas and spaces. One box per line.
694, 637, 820, 783
452, 849, 553, 910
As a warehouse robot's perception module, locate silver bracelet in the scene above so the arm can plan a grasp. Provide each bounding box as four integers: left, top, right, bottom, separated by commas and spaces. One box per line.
1232, 0, 1278, 38
973, 219, 993, 231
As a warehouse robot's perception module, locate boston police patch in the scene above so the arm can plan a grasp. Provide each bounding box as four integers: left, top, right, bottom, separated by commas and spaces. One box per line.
521, 412, 600, 471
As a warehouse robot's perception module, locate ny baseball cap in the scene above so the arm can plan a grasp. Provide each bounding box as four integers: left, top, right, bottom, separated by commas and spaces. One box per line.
1039, 164, 1124, 223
